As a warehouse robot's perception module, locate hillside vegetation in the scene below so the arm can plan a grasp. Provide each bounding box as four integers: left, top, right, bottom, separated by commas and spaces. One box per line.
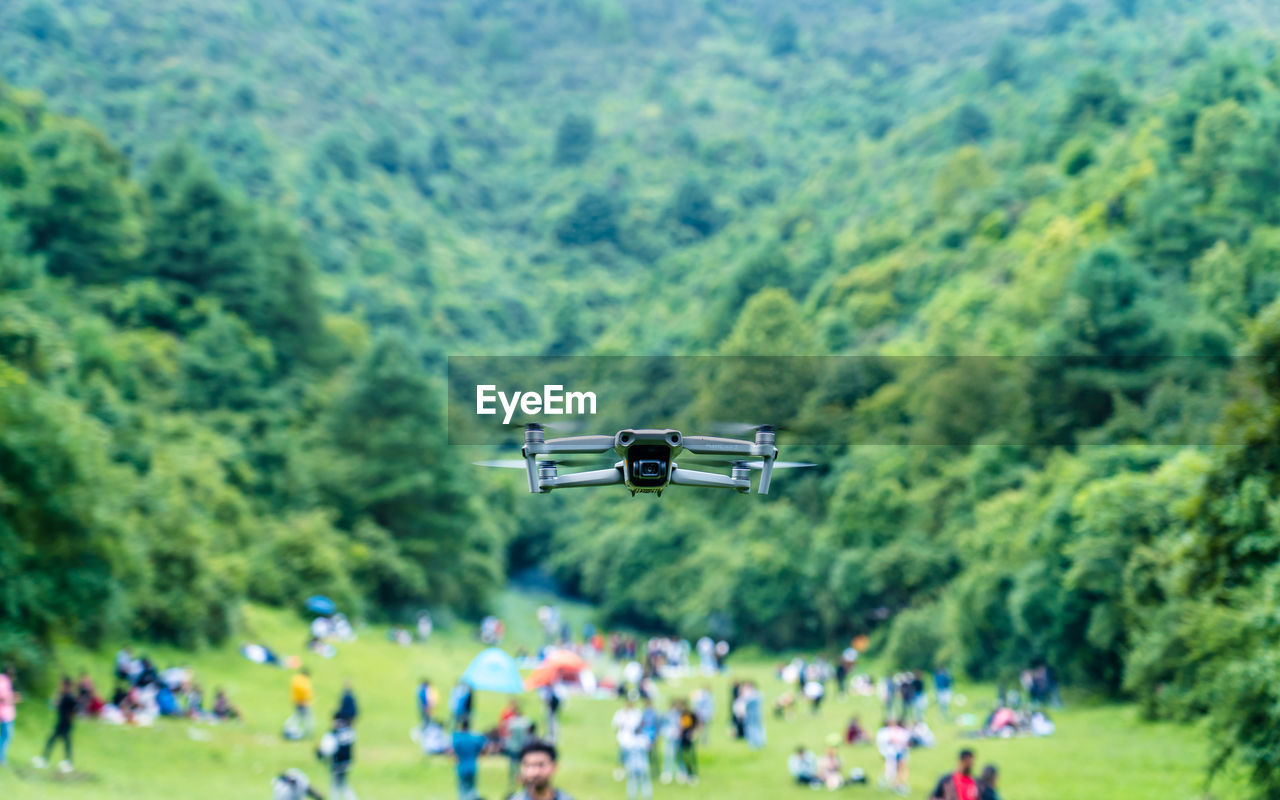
3, 0, 1280, 792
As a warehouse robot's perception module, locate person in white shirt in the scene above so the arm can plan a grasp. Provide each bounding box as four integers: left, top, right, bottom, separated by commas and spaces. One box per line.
611, 698, 642, 781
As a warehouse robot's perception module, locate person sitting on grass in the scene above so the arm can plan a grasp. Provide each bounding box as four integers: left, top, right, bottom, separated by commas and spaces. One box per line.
76, 673, 104, 718
183, 682, 205, 719
845, 715, 868, 745
818, 747, 844, 790
983, 707, 1019, 738
156, 681, 182, 717
910, 719, 936, 748
788, 746, 820, 786
272, 767, 324, 800
213, 688, 242, 721
773, 690, 796, 719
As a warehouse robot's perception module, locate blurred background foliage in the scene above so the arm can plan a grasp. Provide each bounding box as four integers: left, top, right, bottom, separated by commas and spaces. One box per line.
4, 0, 1280, 791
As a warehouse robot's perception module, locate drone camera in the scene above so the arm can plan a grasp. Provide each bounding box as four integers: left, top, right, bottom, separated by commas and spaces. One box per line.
625, 443, 671, 488
635, 460, 666, 478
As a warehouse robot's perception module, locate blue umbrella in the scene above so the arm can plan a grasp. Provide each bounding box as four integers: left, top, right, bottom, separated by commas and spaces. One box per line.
305, 595, 337, 616
461, 647, 525, 694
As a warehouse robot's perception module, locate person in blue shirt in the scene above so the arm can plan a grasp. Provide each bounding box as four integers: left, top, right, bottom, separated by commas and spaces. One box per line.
450, 682, 473, 729
452, 718, 488, 800
416, 678, 433, 736
934, 666, 953, 721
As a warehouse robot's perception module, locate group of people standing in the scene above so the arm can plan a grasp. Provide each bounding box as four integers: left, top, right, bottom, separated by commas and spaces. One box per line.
607, 692, 707, 798
278, 667, 360, 800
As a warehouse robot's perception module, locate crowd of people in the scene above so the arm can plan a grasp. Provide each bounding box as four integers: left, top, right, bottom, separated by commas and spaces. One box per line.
3, 648, 244, 776
1, 600, 1057, 800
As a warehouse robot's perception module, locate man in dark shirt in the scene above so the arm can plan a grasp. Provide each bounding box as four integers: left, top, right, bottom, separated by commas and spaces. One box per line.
318, 712, 357, 799
34, 676, 77, 772
335, 680, 358, 725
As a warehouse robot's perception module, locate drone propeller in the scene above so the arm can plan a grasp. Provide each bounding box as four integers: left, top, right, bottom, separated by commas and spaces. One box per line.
495, 419, 589, 434
679, 457, 816, 470
743, 460, 815, 470
474, 457, 611, 469
707, 421, 786, 436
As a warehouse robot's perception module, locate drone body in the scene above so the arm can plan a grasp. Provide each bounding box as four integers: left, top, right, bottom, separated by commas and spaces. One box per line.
477, 424, 812, 496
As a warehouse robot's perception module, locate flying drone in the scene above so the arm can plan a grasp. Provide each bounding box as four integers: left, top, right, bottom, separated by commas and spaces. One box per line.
475, 423, 814, 496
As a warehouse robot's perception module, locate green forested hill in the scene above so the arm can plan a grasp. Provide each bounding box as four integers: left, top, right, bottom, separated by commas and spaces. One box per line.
5, 0, 1280, 793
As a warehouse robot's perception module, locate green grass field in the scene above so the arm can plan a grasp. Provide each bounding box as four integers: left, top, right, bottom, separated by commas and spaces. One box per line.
0, 592, 1244, 800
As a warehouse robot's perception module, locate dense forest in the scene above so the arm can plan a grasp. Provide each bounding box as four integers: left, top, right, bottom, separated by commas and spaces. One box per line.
4, 0, 1280, 792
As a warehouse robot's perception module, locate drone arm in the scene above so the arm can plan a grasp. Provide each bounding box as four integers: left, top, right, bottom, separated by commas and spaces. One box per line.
680, 436, 762, 457
524, 454, 541, 493
757, 458, 775, 495
669, 466, 750, 492
526, 435, 616, 456
540, 466, 625, 490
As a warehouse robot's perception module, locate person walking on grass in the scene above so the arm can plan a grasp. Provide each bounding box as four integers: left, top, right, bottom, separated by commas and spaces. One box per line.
540, 683, 561, 744
691, 685, 714, 745
510, 739, 574, 800
504, 704, 535, 793
934, 665, 954, 721
416, 677, 434, 737
335, 680, 358, 725
876, 718, 911, 795
318, 712, 357, 800
658, 699, 681, 784
611, 697, 641, 781
620, 726, 653, 800
0, 664, 20, 768
32, 676, 76, 773
743, 681, 765, 750
286, 667, 315, 740
452, 717, 487, 800
677, 699, 700, 785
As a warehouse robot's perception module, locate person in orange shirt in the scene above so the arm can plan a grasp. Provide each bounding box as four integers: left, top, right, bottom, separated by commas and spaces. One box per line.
285, 668, 315, 739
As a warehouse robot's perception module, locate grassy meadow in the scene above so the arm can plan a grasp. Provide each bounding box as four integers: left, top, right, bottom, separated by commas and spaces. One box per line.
0, 592, 1241, 800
